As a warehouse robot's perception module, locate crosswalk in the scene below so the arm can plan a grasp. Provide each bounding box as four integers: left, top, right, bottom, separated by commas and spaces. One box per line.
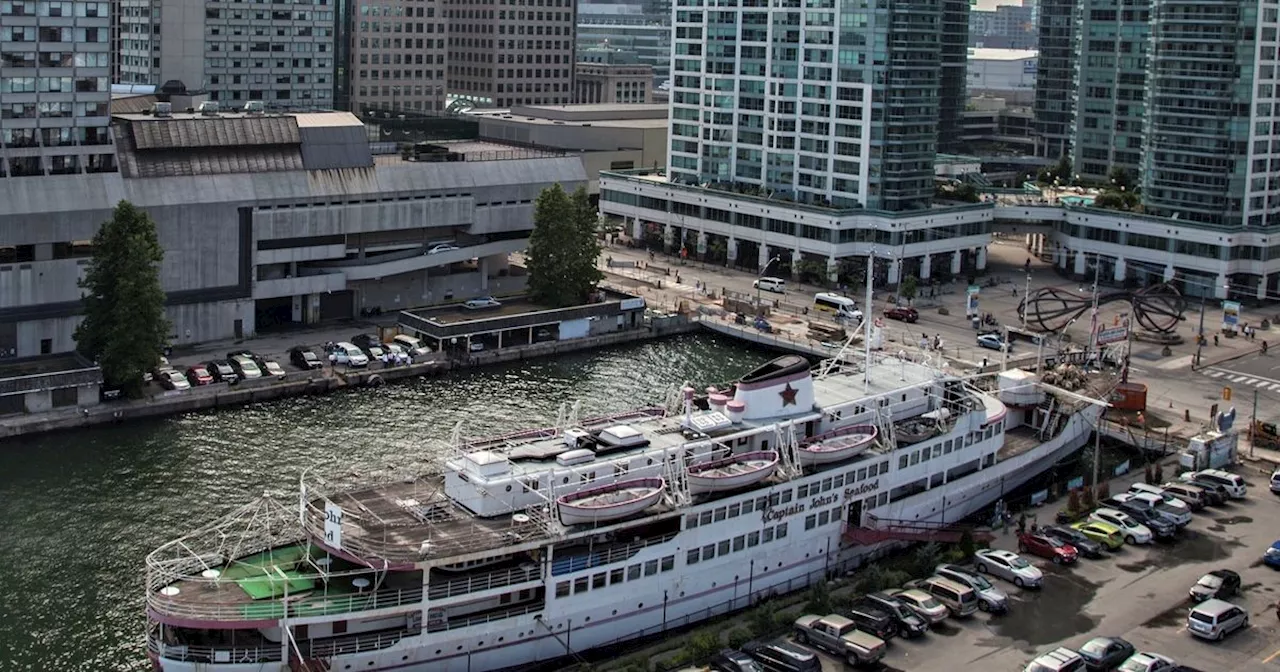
1203, 367, 1280, 392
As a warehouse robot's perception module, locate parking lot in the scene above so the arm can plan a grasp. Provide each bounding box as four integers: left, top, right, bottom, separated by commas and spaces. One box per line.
781, 468, 1280, 672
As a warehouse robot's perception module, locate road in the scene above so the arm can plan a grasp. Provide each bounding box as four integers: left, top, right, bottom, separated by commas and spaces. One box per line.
786, 467, 1280, 672
1202, 352, 1280, 404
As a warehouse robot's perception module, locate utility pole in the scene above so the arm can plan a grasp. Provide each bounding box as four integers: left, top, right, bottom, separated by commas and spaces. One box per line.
1121, 312, 1134, 383
1021, 271, 1032, 328
1251, 388, 1259, 459
1086, 255, 1101, 366
1091, 417, 1103, 496
1194, 294, 1207, 366
864, 250, 874, 388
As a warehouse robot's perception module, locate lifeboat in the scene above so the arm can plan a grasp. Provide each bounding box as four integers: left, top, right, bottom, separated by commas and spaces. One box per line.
557, 477, 666, 526
687, 451, 780, 494
798, 425, 877, 465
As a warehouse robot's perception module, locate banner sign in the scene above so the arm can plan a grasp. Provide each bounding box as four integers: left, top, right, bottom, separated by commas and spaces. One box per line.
966, 285, 980, 316
1030, 489, 1049, 506
1222, 301, 1240, 330
1113, 460, 1131, 477
324, 500, 344, 550
1096, 326, 1129, 345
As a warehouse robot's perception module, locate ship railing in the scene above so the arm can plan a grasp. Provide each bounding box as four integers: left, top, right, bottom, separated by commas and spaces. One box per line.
428, 564, 541, 600
549, 531, 678, 576
460, 406, 667, 449
300, 627, 417, 658
147, 635, 284, 664
425, 602, 543, 632
148, 586, 425, 624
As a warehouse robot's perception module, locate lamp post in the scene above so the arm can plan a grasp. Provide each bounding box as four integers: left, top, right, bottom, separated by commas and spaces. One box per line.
757, 255, 781, 314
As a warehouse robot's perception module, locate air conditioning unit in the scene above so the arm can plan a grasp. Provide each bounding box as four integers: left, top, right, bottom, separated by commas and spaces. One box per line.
152, 102, 172, 118
243, 100, 265, 115
198, 101, 220, 116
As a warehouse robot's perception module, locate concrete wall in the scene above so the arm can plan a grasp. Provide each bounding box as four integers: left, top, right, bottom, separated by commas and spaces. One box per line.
15, 315, 83, 357
253, 198, 475, 240
0, 259, 87, 309
356, 269, 529, 310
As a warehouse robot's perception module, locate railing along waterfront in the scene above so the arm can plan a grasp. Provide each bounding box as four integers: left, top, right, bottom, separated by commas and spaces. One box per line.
148, 585, 424, 623
428, 564, 541, 600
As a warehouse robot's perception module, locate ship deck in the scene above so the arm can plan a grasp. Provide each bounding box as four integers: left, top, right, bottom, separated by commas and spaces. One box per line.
999, 425, 1044, 459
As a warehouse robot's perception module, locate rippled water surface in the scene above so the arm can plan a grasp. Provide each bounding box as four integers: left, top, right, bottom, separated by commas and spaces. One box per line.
0, 335, 767, 671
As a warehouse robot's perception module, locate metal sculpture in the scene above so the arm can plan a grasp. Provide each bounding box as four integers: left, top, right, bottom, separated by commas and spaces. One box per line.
1018, 282, 1187, 334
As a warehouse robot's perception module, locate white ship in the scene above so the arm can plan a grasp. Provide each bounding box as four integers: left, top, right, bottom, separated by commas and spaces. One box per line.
145, 350, 1112, 672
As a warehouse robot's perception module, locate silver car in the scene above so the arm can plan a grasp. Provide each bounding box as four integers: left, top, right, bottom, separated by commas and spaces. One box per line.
935, 563, 1010, 612
889, 588, 950, 625
974, 549, 1044, 588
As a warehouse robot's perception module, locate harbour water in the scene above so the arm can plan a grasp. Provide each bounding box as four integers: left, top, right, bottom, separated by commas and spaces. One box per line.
0, 335, 769, 671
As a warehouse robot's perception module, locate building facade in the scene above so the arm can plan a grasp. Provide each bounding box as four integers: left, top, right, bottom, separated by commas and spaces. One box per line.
969, 1, 1037, 49
576, 0, 670, 89
348, 0, 448, 115
1, 0, 115, 178
113, 0, 338, 110
939, 0, 973, 153
967, 48, 1037, 105
1068, 0, 1148, 182
574, 48, 653, 104
0, 111, 584, 358
445, 0, 576, 108
1032, 0, 1075, 159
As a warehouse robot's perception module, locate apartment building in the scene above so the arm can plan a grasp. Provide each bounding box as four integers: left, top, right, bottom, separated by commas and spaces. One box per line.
348, 0, 449, 114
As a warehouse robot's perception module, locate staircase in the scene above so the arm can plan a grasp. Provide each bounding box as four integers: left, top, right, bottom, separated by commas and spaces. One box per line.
290, 658, 331, 672
843, 516, 995, 546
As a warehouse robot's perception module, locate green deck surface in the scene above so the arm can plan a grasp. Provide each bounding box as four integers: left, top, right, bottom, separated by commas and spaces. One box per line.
221, 544, 318, 600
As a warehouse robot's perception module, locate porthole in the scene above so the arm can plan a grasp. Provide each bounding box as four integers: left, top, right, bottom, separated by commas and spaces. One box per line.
344, 666, 352, 671
734, 575, 739, 581
563, 476, 569, 484
505, 485, 512, 492
367, 663, 375, 668
435, 649, 442, 655
402, 656, 409, 661
479, 641, 485, 647
499, 637, 505, 642
457, 645, 463, 651
638, 602, 644, 609
647, 458, 654, 465
680, 591, 685, 597
585, 616, 591, 623
612, 609, 618, 616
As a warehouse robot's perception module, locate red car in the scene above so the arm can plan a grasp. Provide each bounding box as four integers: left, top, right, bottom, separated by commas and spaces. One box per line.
1017, 532, 1079, 564
885, 306, 919, 323
185, 365, 214, 386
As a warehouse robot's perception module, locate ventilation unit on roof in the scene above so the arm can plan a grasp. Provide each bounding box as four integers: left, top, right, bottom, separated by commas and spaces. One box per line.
243, 100, 265, 115
198, 101, 220, 116
152, 102, 172, 118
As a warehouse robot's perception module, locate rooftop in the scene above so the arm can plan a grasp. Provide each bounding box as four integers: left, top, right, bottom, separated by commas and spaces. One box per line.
470, 103, 667, 127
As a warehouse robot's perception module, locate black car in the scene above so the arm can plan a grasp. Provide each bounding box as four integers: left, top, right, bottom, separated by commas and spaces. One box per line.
289, 346, 324, 370
1102, 497, 1177, 539
351, 334, 387, 359
742, 641, 820, 672
1189, 568, 1241, 602
857, 593, 929, 638
1076, 635, 1134, 672
845, 602, 898, 641
710, 649, 764, 672
1183, 478, 1230, 506
1041, 524, 1105, 559
204, 360, 238, 383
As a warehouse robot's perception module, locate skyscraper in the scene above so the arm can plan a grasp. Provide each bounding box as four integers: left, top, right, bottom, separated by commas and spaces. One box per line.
577, 0, 672, 88
1068, 0, 1148, 182
445, 0, 576, 108
1032, 0, 1075, 158
938, 0, 973, 153
1, 0, 115, 177
667, 0, 955, 212
349, 0, 448, 114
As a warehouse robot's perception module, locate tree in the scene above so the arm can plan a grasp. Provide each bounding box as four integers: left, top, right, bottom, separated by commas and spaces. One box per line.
525, 184, 604, 307
1107, 166, 1135, 192
900, 275, 919, 303
75, 200, 171, 395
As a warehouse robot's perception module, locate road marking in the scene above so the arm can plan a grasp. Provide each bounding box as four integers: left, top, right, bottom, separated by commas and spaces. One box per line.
1209, 368, 1280, 390
1206, 370, 1226, 378
1243, 377, 1260, 385
1229, 374, 1247, 382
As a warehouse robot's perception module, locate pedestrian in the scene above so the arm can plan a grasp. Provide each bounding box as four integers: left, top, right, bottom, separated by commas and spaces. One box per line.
1214, 334, 1219, 347
1017, 512, 1026, 534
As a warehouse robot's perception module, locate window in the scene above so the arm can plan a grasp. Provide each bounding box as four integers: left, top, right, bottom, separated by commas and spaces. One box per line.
728, 503, 740, 518
818, 510, 830, 525
592, 573, 606, 589
778, 522, 789, 538
733, 536, 746, 552
714, 507, 727, 522
661, 556, 675, 572
742, 499, 755, 514
609, 568, 624, 584
702, 543, 715, 560
805, 514, 817, 530
574, 577, 588, 593
797, 484, 809, 498
700, 511, 712, 526
822, 477, 832, 492
555, 581, 570, 597
763, 527, 775, 543
686, 514, 698, 529
899, 454, 909, 469
687, 549, 700, 564
780, 490, 793, 503
718, 540, 731, 555
627, 564, 641, 580
833, 474, 844, 487
858, 467, 868, 480
747, 531, 760, 547
644, 560, 659, 576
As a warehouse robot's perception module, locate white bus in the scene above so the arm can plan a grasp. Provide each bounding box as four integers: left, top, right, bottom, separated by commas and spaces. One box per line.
813, 293, 863, 321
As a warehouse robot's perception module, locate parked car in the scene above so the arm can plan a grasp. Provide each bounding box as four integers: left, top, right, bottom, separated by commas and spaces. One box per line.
1040, 525, 1104, 559
907, 576, 980, 616
327, 342, 369, 367
263, 360, 287, 379
856, 593, 929, 638
792, 614, 886, 666
426, 242, 460, 255
844, 602, 899, 640
392, 334, 430, 357
888, 588, 950, 625
974, 549, 1043, 588
227, 353, 262, 379
1101, 502, 1176, 540
204, 360, 238, 383
884, 306, 919, 322
1186, 598, 1248, 640
149, 356, 173, 382
1128, 482, 1192, 513
1112, 492, 1191, 528
710, 649, 763, 672
1025, 647, 1086, 672
350, 334, 386, 359
1157, 482, 1208, 510
289, 346, 324, 370
184, 365, 214, 386
463, 296, 502, 310
1263, 540, 1280, 569
1076, 636, 1135, 672
1176, 478, 1228, 506
1189, 569, 1240, 602
1117, 652, 1177, 672
1178, 469, 1247, 499
159, 369, 190, 391
1089, 508, 1152, 545
1070, 521, 1126, 551
1017, 532, 1080, 564
1271, 466, 1280, 494
977, 333, 1012, 351
742, 641, 820, 672
933, 564, 1009, 613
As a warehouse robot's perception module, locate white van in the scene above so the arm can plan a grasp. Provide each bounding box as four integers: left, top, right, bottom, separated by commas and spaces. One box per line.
753, 276, 786, 293
813, 292, 863, 321
1181, 469, 1247, 499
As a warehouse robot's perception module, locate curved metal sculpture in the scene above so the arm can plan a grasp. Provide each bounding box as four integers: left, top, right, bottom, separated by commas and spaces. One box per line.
1018, 282, 1187, 334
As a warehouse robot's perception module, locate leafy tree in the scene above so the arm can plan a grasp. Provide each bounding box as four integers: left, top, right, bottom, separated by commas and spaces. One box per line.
526, 184, 604, 307
900, 275, 919, 303
1107, 166, 1136, 191
75, 201, 170, 395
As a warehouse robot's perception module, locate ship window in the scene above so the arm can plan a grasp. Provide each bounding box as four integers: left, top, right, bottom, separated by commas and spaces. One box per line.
831, 506, 842, 522
580, 472, 592, 484
899, 455, 909, 469
737, 437, 749, 445
822, 477, 832, 491
944, 442, 953, 455
714, 507, 727, 522
574, 577, 588, 593
702, 543, 715, 559
763, 527, 775, 542
857, 467, 867, 481
818, 510, 830, 525
933, 445, 942, 458
728, 503, 740, 518
879, 460, 889, 473
877, 492, 888, 506
797, 484, 809, 498
686, 514, 698, 529
644, 559, 659, 576
761, 440, 770, 451
742, 499, 754, 514
718, 540, 730, 555
846, 470, 856, 483
983, 453, 995, 468
500, 593, 511, 604
593, 573, 607, 589
756, 496, 768, 510
805, 514, 817, 530
833, 474, 844, 487
661, 555, 675, 571
700, 511, 713, 526
780, 490, 793, 504
777, 522, 789, 538
610, 568, 624, 584
768, 493, 780, 507
910, 452, 920, 466
628, 564, 641, 580
733, 535, 746, 552
747, 531, 760, 547
556, 581, 570, 597
687, 548, 700, 564
920, 448, 931, 462
614, 463, 629, 476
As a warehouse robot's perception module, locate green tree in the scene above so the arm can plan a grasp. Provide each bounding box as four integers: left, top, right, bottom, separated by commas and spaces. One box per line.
75, 200, 171, 395
1107, 166, 1136, 191
526, 184, 604, 307
900, 275, 919, 303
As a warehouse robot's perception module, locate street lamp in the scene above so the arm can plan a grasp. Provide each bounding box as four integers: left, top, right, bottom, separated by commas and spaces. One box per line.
756, 255, 781, 313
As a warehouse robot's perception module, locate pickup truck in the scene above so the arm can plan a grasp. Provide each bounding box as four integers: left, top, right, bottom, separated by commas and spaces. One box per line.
793, 614, 886, 666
